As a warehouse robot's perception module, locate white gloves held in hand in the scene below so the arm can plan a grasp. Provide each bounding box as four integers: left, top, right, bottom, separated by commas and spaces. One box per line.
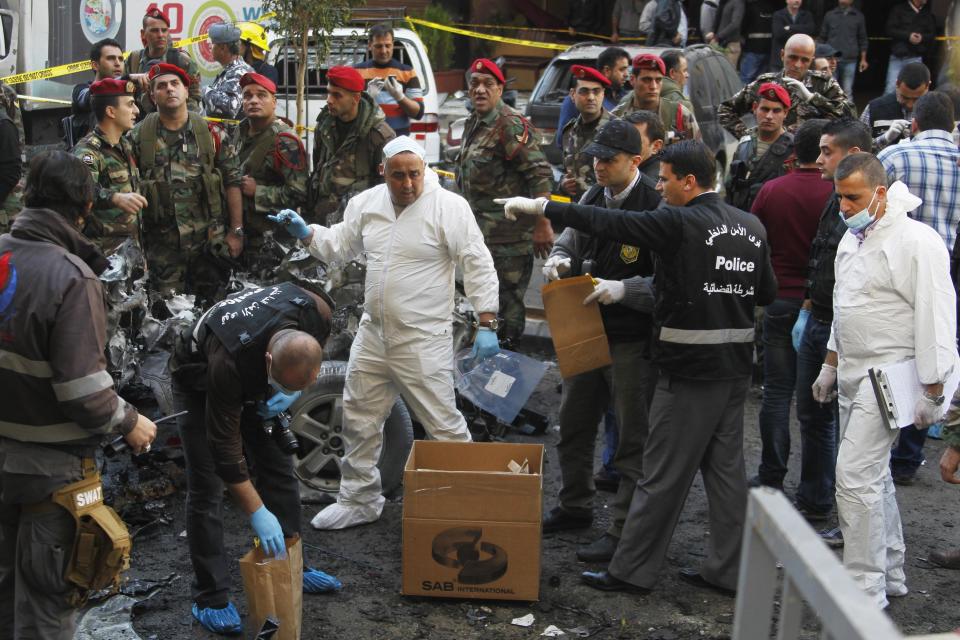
781, 77, 813, 102
584, 279, 625, 305
883, 119, 912, 144
811, 363, 838, 404
542, 255, 571, 281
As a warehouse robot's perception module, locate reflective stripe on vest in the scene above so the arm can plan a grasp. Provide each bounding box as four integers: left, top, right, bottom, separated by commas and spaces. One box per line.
659, 326, 755, 344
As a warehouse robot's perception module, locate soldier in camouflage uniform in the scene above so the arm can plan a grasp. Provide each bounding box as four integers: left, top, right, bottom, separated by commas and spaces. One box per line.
561, 65, 615, 202
124, 8, 202, 116
129, 63, 243, 306
613, 53, 700, 144
233, 72, 307, 276
72, 78, 146, 255
309, 66, 394, 225
457, 58, 553, 342
202, 24, 254, 121
0, 82, 23, 234
719, 34, 855, 139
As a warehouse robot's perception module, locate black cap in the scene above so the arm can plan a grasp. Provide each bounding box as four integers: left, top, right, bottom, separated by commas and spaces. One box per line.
815, 43, 842, 59
584, 119, 643, 159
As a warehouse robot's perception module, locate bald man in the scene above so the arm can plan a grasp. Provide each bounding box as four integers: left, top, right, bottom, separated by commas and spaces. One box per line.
170, 282, 341, 634
719, 33, 855, 139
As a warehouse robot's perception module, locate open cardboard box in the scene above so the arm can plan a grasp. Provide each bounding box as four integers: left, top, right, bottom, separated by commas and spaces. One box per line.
401, 440, 544, 601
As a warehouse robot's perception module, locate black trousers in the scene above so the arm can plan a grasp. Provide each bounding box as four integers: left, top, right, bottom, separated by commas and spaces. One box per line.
174, 384, 301, 608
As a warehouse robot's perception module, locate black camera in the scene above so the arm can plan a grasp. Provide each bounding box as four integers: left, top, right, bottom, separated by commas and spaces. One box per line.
263, 411, 300, 454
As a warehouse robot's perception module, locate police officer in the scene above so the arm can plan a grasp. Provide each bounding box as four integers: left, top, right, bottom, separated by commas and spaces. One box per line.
233, 72, 307, 277
724, 82, 795, 211
0, 82, 23, 234
612, 54, 700, 144
457, 58, 553, 342
171, 282, 340, 634
124, 7, 202, 116
560, 65, 615, 201
0, 151, 156, 639
130, 63, 244, 305
541, 120, 661, 564
719, 33, 855, 139
309, 66, 395, 225
203, 24, 254, 121
499, 140, 777, 595
73, 78, 146, 255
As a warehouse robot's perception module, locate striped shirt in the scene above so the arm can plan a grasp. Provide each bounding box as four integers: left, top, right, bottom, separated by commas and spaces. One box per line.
354, 59, 424, 136
877, 129, 960, 251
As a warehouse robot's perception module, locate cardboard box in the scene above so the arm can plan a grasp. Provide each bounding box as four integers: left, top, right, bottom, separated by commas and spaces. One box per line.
401, 440, 543, 601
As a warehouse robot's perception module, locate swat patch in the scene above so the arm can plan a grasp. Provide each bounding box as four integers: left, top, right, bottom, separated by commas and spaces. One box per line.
620, 245, 639, 264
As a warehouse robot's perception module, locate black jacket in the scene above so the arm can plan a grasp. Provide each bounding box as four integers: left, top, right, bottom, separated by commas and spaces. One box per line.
545, 192, 777, 380
770, 9, 817, 69
864, 91, 910, 136
805, 192, 844, 323
820, 5, 868, 61
886, 2, 938, 58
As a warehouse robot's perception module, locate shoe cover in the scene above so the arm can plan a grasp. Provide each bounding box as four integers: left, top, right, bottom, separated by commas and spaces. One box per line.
310, 497, 384, 530
192, 602, 242, 635
303, 567, 343, 593
886, 581, 908, 597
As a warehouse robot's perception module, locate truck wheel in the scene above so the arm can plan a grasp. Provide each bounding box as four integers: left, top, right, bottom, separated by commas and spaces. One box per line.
288, 360, 414, 497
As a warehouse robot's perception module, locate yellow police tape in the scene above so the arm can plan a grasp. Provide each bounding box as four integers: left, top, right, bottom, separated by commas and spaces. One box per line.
451, 22, 647, 43
1, 12, 276, 86
16, 94, 243, 127
406, 17, 568, 51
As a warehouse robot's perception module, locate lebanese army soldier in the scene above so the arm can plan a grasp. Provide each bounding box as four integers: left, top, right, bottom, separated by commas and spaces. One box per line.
725, 82, 795, 211
203, 23, 254, 121
0, 82, 23, 234
719, 34, 855, 139
560, 65, 615, 201
309, 66, 394, 225
457, 58, 553, 342
124, 8, 201, 115
234, 72, 307, 275
72, 78, 146, 255
130, 63, 243, 305
613, 54, 700, 144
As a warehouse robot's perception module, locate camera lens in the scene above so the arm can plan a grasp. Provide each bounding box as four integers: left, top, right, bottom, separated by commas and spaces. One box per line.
273, 423, 300, 454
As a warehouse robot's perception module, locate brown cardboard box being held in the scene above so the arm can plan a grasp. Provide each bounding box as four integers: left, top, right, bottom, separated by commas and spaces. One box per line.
401, 440, 543, 601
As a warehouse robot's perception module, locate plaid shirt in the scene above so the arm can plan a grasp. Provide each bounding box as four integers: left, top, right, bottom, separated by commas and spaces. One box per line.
877, 129, 960, 251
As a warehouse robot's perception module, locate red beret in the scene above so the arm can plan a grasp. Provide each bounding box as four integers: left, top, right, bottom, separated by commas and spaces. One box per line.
756, 82, 792, 109
240, 72, 276, 95
469, 58, 505, 84
326, 66, 364, 93
144, 7, 170, 26
148, 62, 191, 87
571, 65, 611, 87
632, 54, 666, 75
90, 77, 137, 97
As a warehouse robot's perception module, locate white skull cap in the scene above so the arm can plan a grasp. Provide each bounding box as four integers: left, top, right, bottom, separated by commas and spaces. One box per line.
383, 135, 426, 160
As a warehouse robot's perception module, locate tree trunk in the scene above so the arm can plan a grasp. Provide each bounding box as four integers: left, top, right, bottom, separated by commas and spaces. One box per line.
297, 30, 307, 131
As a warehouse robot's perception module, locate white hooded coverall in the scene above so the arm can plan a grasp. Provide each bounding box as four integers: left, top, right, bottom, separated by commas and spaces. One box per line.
829, 181, 958, 608
306, 168, 500, 529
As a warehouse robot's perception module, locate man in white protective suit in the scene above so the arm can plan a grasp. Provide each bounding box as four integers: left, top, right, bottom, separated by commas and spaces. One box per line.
811, 152, 958, 609
270, 136, 501, 529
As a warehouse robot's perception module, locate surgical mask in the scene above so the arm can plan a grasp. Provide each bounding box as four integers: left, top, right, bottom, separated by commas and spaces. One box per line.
838, 188, 879, 231
266, 355, 297, 395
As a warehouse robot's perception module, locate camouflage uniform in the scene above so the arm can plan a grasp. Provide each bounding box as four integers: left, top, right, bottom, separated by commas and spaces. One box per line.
724, 131, 795, 211
203, 58, 254, 120
72, 127, 142, 254
130, 112, 241, 303
309, 92, 394, 225
612, 91, 701, 142
718, 70, 856, 139
457, 98, 553, 341
123, 47, 202, 115
561, 109, 614, 201
0, 83, 24, 233
233, 117, 308, 274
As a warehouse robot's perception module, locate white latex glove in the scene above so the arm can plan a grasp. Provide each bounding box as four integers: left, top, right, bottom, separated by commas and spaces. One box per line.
542, 255, 571, 281
584, 279, 625, 305
366, 77, 383, 100
915, 393, 946, 429
884, 119, 912, 144
782, 77, 813, 102
811, 363, 838, 404
384, 76, 404, 101
494, 196, 548, 221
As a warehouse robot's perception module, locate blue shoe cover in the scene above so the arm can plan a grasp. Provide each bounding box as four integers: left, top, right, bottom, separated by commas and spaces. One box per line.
192, 602, 242, 635
303, 567, 343, 593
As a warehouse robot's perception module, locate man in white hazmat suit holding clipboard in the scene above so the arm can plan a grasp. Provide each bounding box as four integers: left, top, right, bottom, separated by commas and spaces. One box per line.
810, 152, 958, 609
270, 136, 501, 530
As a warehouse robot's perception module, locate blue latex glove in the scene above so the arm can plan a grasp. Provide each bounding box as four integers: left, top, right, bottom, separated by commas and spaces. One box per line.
791, 308, 810, 351
470, 327, 499, 360
250, 505, 286, 557
267, 209, 311, 240
257, 389, 302, 419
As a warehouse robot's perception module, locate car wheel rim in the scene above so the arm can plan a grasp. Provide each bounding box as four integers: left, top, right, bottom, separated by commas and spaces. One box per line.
289, 391, 346, 492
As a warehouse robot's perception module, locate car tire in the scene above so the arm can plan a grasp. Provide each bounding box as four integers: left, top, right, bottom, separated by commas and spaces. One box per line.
288, 360, 414, 497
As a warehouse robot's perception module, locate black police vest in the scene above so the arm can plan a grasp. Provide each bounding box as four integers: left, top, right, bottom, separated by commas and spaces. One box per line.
865, 92, 906, 137
806, 194, 845, 323
200, 282, 329, 399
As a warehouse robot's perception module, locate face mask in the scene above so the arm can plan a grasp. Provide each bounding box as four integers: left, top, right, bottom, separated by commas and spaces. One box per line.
838, 188, 879, 231
266, 355, 298, 395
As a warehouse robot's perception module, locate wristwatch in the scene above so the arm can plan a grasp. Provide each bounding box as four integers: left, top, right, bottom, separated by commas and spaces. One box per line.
477, 318, 500, 331
924, 390, 946, 406
229, 226, 245, 237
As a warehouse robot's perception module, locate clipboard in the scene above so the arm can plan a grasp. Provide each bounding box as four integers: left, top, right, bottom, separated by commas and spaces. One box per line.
868, 358, 960, 430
